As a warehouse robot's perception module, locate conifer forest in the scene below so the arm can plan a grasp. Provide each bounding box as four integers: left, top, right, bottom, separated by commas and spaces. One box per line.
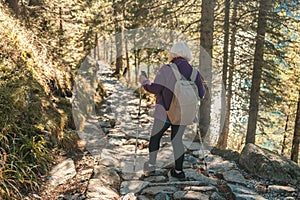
0, 0, 299, 199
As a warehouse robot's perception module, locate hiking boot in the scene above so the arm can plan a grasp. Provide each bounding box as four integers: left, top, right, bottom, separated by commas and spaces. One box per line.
169, 168, 185, 180
143, 162, 156, 176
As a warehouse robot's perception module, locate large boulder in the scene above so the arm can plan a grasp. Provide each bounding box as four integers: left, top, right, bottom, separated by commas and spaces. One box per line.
239, 143, 300, 184
211, 147, 240, 163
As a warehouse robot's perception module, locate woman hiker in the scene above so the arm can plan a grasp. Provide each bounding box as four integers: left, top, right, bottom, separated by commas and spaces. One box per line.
139, 41, 206, 179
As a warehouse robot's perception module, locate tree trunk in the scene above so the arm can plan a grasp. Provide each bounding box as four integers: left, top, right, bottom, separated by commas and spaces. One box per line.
110, 39, 113, 64
124, 34, 130, 84
246, 0, 271, 144
199, 0, 216, 138
218, 0, 239, 149
134, 35, 138, 84
222, 0, 230, 90
113, 0, 123, 77
94, 33, 97, 60
5, 0, 19, 17
217, 0, 230, 149
281, 115, 289, 155
291, 90, 300, 163
58, 7, 63, 51
123, 8, 130, 84
103, 40, 106, 61
28, 0, 41, 6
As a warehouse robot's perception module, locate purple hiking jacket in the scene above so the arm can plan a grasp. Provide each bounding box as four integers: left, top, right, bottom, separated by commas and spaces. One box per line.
142, 57, 206, 122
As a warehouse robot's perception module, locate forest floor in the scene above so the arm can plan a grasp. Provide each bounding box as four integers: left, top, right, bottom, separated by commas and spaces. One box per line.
24, 144, 95, 199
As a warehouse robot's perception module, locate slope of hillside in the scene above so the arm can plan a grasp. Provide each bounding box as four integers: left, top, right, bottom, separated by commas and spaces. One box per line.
0, 3, 79, 199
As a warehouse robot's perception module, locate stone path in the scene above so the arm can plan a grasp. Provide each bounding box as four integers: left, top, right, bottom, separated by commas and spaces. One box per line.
47, 62, 299, 200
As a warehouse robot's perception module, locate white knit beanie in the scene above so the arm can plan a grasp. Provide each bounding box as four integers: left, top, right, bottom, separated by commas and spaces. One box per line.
169, 41, 193, 61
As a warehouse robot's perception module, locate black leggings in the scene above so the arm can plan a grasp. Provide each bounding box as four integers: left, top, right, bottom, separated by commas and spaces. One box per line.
149, 118, 186, 171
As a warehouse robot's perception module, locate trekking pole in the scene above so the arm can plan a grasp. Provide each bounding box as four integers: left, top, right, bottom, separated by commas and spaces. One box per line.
196, 100, 208, 172
133, 85, 142, 172
198, 124, 208, 171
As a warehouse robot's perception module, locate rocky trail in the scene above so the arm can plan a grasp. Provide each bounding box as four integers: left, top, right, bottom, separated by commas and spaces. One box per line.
26, 63, 299, 200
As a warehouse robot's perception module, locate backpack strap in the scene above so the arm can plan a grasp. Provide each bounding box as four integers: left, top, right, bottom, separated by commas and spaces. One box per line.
169, 63, 182, 81
170, 63, 198, 82
190, 68, 198, 82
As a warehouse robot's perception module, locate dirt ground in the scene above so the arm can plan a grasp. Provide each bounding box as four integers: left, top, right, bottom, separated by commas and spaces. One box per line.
24, 142, 95, 200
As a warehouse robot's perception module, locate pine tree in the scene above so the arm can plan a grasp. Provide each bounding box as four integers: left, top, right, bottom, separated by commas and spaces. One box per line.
291, 90, 300, 163
218, 0, 240, 149
246, 0, 272, 144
